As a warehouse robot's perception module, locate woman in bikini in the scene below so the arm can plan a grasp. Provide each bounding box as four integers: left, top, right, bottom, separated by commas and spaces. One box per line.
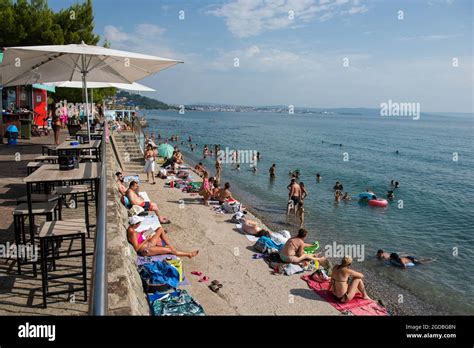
199, 172, 213, 205
329, 256, 371, 303
127, 216, 198, 258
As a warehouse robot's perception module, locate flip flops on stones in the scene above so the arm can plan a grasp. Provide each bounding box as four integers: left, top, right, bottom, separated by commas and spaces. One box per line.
208, 280, 223, 293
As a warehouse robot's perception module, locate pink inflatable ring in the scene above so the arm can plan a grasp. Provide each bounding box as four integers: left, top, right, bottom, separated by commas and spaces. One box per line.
368, 198, 388, 207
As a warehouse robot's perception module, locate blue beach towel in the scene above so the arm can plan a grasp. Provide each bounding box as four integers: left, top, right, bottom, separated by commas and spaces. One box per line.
139, 261, 180, 288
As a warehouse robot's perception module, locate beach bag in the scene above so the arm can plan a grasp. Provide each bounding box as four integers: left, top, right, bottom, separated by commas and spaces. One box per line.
222, 201, 241, 214
230, 211, 246, 224
254, 238, 268, 253
254, 236, 283, 254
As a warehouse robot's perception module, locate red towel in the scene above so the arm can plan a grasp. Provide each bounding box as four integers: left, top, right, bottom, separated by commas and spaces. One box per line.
301, 274, 388, 316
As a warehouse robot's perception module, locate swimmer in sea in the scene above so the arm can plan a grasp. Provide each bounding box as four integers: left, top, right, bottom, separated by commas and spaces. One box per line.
269, 164, 276, 179
377, 250, 434, 268
316, 173, 321, 182
395, 181, 400, 188
342, 192, 351, 201
387, 190, 394, 200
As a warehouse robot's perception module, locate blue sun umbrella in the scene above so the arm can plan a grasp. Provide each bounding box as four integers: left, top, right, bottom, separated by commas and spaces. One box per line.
158, 144, 174, 159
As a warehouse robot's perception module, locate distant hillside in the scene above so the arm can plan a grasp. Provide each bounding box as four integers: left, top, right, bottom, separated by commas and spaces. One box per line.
116, 91, 174, 110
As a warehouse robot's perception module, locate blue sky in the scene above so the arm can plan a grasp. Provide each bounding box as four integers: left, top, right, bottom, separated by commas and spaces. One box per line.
50, 0, 473, 112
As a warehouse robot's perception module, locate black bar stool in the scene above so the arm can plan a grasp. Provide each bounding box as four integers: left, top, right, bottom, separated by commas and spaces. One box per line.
38, 219, 88, 308
12, 202, 58, 276
53, 185, 92, 237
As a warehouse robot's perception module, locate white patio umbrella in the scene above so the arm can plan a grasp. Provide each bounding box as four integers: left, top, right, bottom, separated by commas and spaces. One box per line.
0, 42, 182, 140
43, 80, 156, 92
43, 81, 156, 111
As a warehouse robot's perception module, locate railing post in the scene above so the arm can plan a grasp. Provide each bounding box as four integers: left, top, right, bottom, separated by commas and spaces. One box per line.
89, 120, 108, 315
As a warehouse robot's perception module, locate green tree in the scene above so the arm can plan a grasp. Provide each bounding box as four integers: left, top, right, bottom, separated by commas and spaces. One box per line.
0, 0, 112, 103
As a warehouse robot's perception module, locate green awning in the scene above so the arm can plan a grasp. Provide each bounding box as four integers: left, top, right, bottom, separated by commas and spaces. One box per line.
33, 83, 56, 93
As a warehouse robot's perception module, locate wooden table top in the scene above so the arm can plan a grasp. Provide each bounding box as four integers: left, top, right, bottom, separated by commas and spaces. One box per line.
24, 163, 100, 183
13, 202, 57, 215
38, 219, 87, 238
56, 139, 101, 150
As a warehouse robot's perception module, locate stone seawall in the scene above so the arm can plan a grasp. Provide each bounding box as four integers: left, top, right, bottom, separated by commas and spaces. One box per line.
106, 136, 149, 315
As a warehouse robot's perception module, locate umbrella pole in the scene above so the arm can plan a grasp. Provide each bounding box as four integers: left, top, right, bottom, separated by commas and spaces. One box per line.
82, 55, 91, 143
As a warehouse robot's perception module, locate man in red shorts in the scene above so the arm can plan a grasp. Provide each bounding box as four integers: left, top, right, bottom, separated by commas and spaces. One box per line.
126, 181, 171, 224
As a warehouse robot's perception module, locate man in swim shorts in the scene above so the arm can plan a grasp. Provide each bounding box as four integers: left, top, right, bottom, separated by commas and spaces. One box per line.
287, 179, 301, 214
126, 181, 170, 224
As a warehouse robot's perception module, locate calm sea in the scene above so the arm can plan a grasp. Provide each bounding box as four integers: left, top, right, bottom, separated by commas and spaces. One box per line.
145, 109, 474, 314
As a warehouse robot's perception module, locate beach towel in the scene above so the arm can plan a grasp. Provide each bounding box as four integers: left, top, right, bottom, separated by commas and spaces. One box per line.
123, 175, 140, 184
121, 196, 132, 209
301, 274, 388, 316
283, 263, 304, 276
150, 289, 205, 316
270, 230, 291, 245
139, 261, 180, 288
137, 255, 190, 286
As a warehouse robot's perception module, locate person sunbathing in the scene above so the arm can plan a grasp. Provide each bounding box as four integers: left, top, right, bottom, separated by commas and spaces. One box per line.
127, 216, 198, 258
242, 219, 263, 235
115, 172, 127, 195
194, 162, 206, 177
218, 182, 234, 204
329, 256, 371, 303
126, 181, 170, 224
279, 228, 322, 264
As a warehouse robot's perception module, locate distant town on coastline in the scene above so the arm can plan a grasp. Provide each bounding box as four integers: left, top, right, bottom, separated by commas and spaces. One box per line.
109, 91, 367, 115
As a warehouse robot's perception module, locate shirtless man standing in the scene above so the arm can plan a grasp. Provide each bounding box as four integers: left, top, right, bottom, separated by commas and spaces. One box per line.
126, 181, 170, 224
288, 179, 302, 215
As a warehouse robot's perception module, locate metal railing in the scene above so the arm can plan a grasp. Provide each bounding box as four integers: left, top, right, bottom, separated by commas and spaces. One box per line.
89, 122, 108, 315
132, 116, 146, 155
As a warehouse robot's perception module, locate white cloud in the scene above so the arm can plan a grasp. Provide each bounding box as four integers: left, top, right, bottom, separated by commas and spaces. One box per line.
103, 25, 130, 42
103, 24, 181, 60
207, 0, 368, 38
209, 44, 372, 73
398, 34, 457, 41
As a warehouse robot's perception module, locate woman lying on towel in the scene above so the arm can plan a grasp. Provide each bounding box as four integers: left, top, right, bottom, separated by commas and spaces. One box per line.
329, 256, 371, 303
242, 219, 270, 237
127, 215, 199, 258
279, 228, 324, 264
